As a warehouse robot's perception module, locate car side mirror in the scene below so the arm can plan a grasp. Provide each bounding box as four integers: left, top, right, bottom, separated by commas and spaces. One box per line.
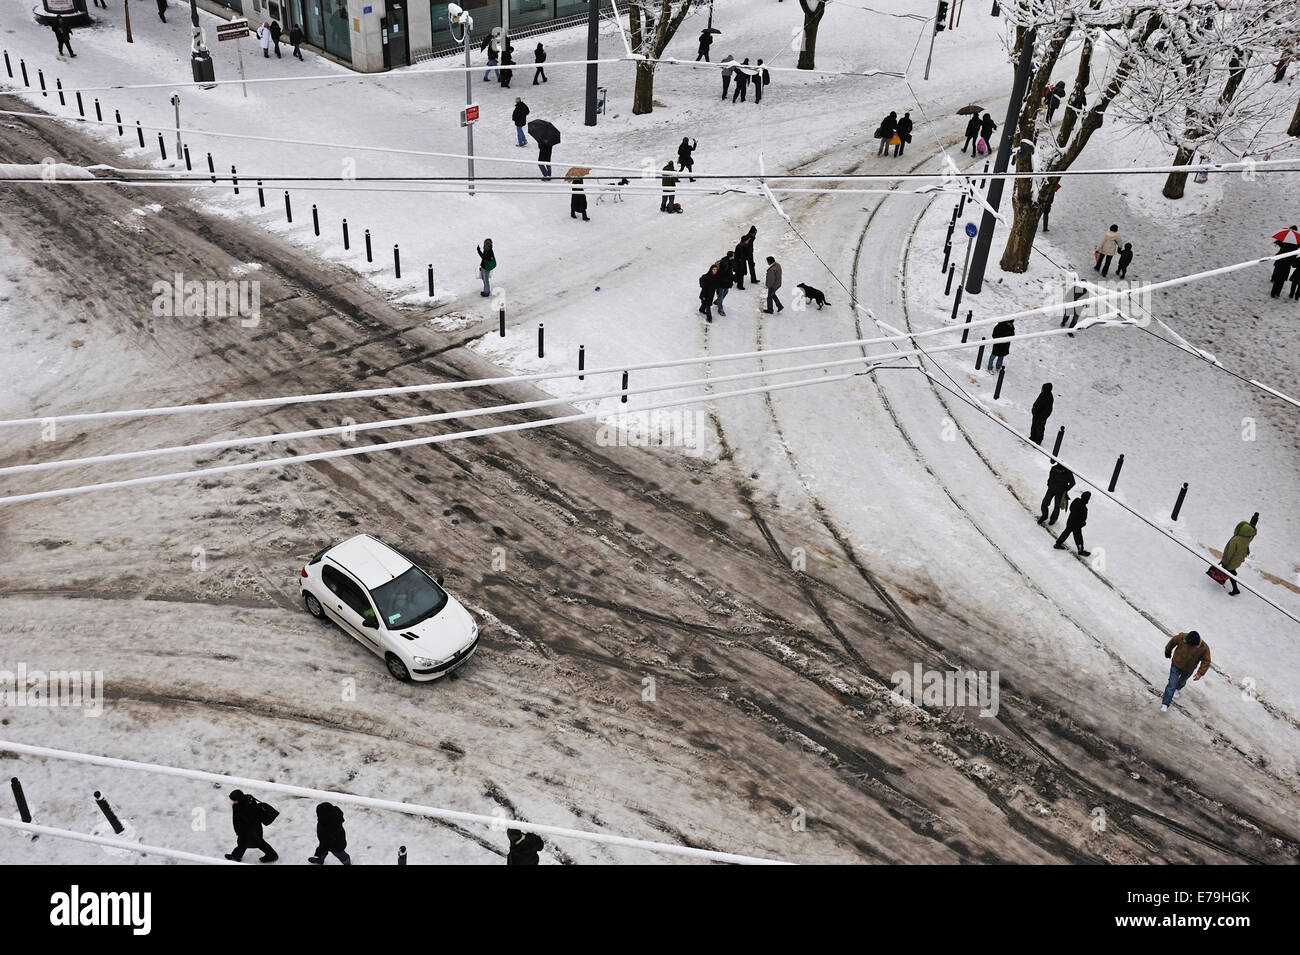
363, 616, 379, 629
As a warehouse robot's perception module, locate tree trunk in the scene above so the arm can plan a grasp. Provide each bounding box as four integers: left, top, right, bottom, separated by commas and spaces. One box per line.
797, 0, 825, 70
1161, 145, 1195, 199
632, 60, 656, 115
999, 201, 1042, 274
1289, 96, 1300, 137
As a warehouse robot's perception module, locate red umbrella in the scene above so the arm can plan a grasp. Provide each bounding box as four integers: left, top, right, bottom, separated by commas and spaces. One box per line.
1271, 228, 1300, 244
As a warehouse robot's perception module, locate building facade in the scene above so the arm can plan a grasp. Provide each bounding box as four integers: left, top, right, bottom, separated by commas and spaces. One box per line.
200, 0, 604, 73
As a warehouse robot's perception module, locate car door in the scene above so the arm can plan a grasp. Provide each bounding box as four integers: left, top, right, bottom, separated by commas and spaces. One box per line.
320, 564, 383, 654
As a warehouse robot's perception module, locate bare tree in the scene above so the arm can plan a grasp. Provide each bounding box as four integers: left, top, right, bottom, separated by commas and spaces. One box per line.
627, 0, 701, 115
797, 0, 827, 71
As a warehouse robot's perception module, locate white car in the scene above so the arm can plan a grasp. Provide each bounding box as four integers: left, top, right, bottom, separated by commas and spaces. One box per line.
299, 534, 479, 682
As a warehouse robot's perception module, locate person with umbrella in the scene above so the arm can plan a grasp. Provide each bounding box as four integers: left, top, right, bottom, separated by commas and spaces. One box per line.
960, 107, 982, 154
569, 175, 590, 222
528, 120, 560, 180
661, 162, 678, 213
720, 55, 736, 99
1270, 226, 1300, 297
697, 27, 719, 63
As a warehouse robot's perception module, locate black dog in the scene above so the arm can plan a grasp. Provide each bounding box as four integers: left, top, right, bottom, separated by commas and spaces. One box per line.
797, 283, 831, 309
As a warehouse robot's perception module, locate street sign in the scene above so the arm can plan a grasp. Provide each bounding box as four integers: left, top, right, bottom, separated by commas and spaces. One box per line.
965, 222, 978, 238
217, 19, 250, 41
461, 104, 479, 126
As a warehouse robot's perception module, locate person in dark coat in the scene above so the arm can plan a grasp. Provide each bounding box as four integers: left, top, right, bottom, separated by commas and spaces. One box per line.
51, 15, 75, 57
1030, 383, 1053, 445
1054, 490, 1091, 555
979, 112, 997, 151
677, 137, 697, 181
1290, 259, 1300, 300
698, 267, 717, 319
1116, 242, 1134, 279
269, 20, 283, 57
499, 47, 514, 88
506, 828, 543, 865
753, 59, 770, 103
1269, 229, 1297, 296
290, 25, 304, 60
225, 790, 277, 863
1044, 80, 1065, 123
962, 114, 981, 154
309, 802, 351, 865
894, 112, 913, 157
538, 142, 554, 180
720, 55, 735, 99
714, 253, 735, 316
764, 256, 784, 314
696, 29, 714, 62
877, 111, 897, 155
1040, 183, 1058, 232
660, 162, 677, 212
477, 239, 496, 296
533, 43, 547, 83
570, 178, 589, 221
741, 226, 758, 283
512, 97, 530, 147
1038, 460, 1074, 525
156, 0, 168, 22
731, 240, 748, 290
987, 319, 1014, 372
732, 59, 752, 103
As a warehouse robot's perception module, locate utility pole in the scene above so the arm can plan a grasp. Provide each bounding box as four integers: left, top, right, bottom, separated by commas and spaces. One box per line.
924, 1, 948, 81
964, 26, 1036, 294
585, 0, 600, 126
450, 7, 476, 195
125, 0, 133, 43
171, 92, 182, 159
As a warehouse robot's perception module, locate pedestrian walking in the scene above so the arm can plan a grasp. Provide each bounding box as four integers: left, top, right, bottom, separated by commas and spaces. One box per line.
720, 55, 736, 98
698, 266, 717, 320
677, 137, 697, 181
1116, 242, 1134, 279
732, 59, 752, 103
742, 226, 758, 283
660, 162, 678, 212
1053, 490, 1091, 555
1207, 515, 1257, 596
714, 253, 735, 316
978, 112, 998, 152
224, 790, 278, 863
512, 97, 529, 147
1160, 630, 1211, 712
477, 239, 496, 297
156, 0, 168, 22
570, 178, 590, 221
51, 15, 75, 57
962, 114, 981, 154
257, 21, 272, 57
499, 47, 514, 88
987, 319, 1014, 372
481, 32, 499, 81
1044, 80, 1065, 123
763, 256, 784, 314
506, 828, 544, 865
290, 24, 304, 60
1269, 230, 1296, 296
876, 111, 897, 156
538, 142, 554, 180
308, 803, 351, 865
753, 59, 770, 104
92, 0, 106, 8
533, 43, 547, 83
696, 28, 714, 62
269, 19, 283, 57
731, 242, 748, 290
1029, 383, 1053, 444
894, 112, 913, 157
1094, 224, 1123, 276
1290, 259, 1300, 300
1037, 460, 1074, 525
1040, 184, 1058, 232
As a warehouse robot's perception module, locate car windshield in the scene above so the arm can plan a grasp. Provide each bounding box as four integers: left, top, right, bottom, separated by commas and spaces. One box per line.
370, 566, 448, 630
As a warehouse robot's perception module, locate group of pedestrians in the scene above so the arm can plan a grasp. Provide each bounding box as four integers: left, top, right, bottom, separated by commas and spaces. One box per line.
1093, 224, 1133, 278
483, 35, 548, 87
696, 227, 784, 320
961, 112, 997, 155
720, 57, 771, 104
1269, 226, 1300, 298
256, 20, 306, 61
874, 111, 914, 157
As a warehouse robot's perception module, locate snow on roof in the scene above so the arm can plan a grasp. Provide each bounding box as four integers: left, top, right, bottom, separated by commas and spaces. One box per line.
327, 534, 412, 589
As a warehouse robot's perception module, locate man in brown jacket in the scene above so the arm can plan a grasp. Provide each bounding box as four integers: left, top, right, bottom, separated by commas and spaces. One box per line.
1161, 630, 1210, 712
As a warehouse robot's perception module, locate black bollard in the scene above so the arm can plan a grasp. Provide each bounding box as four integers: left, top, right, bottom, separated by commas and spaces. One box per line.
257, 179, 264, 207
116, 109, 123, 136
207, 152, 215, 182
231, 165, 238, 194
621, 371, 629, 403
183, 144, 191, 171
498, 306, 505, 337
945, 263, 956, 296
76, 90, 83, 116
980, 160, 989, 189
94, 98, 102, 122
950, 281, 964, 323
993, 366, 1006, 399
312, 204, 320, 236
342, 218, 350, 250
57, 79, 65, 106
941, 241, 953, 274
136, 121, 144, 148
364, 229, 371, 262
285, 191, 293, 223
578, 345, 585, 380
960, 309, 973, 344
1108, 454, 1125, 492
427, 264, 435, 297
398, 845, 407, 865
3, 50, 10, 79
11, 777, 31, 824
21, 59, 29, 87
1051, 426, 1065, 458
974, 338, 986, 370
538, 323, 544, 358
1171, 482, 1189, 521
957, 192, 966, 217
158, 133, 167, 161
93, 790, 124, 835
38, 69, 46, 96
393, 244, 400, 278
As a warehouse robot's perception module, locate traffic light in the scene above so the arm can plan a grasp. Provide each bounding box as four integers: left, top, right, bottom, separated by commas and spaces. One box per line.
935, 1, 949, 32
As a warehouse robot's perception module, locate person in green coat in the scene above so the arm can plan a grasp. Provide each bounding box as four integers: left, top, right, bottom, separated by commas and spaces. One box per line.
1209, 513, 1257, 596
477, 239, 496, 297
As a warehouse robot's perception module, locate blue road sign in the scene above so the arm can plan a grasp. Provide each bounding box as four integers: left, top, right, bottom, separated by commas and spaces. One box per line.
965, 222, 978, 238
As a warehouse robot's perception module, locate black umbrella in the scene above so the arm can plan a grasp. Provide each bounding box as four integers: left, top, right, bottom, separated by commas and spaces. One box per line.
956, 103, 984, 115
701, 27, 721, 35
528, 120, 561, 147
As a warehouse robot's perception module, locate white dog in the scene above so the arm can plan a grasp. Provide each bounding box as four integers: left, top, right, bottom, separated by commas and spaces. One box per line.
598, 177, 629, 204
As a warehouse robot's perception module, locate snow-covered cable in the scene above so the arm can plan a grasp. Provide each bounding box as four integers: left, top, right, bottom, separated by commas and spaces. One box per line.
0, 817, 238, 865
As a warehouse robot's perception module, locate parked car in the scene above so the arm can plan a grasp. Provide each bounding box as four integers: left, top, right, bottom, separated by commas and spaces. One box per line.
299, 534, 479, 681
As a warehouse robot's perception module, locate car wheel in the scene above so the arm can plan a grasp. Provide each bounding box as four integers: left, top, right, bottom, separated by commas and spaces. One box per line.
303, 592, 326, 619
385, 654, 412, 682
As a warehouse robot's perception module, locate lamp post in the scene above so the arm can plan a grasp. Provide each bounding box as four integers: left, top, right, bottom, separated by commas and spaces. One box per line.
449, 5, 475, 195
585, 0, 599, 126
